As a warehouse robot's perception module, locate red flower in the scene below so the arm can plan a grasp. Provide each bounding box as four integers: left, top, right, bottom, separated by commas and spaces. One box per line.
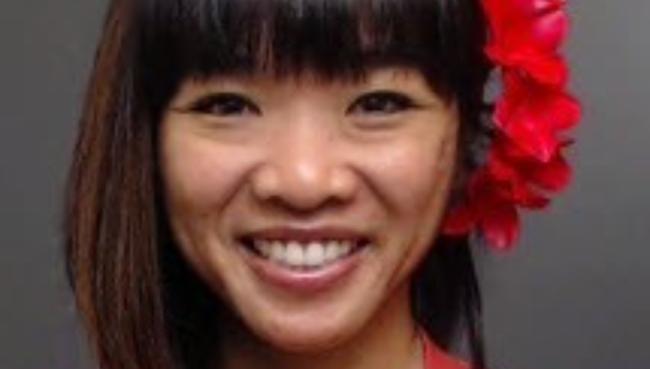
442, 0, 581, 250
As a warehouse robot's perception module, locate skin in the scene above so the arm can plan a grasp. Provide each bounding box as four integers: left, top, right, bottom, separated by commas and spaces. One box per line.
159, 67, 460, 369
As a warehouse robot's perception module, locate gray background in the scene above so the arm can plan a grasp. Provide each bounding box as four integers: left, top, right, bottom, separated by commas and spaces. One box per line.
1, 1, 648, 368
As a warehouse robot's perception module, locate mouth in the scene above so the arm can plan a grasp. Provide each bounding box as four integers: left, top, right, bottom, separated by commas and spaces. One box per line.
236, 227, 373, 292
240, 237, 369, 271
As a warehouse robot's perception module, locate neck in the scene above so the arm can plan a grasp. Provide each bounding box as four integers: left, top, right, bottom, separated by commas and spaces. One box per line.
216, 284, 423, 369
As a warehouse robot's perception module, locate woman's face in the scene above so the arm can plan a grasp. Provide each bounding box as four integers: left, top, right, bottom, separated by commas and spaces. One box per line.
160, 68, 459, 352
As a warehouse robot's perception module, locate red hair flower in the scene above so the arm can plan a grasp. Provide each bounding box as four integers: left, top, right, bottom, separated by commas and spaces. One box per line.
443, 0, 581, 250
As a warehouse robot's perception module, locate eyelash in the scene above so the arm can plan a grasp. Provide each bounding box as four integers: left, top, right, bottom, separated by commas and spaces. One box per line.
186, 91, 418, 117
347, 91, 418, 115
188, 93, 260, 116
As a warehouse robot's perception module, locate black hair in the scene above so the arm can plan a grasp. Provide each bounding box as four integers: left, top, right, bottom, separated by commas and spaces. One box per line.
135, 0, 490, 125
66, 0, 492, 368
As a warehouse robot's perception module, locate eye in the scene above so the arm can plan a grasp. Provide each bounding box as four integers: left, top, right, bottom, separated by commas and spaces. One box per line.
188, 92, 260, 116
347, 91, 417, 115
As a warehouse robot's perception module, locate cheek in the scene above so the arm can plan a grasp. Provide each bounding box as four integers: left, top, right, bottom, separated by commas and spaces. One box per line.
160, 131, 251, 220
363, 126, 458, 218
159, 125, 261, 291
359, 120, 458, 279
159, 127, 264, 289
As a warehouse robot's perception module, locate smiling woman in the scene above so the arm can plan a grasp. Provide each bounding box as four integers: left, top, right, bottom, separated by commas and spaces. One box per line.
160, 68, 461, 360
63, 1, 577, 369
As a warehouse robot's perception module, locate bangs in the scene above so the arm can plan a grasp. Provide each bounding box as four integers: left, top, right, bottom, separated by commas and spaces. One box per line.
134, 0, 487, 110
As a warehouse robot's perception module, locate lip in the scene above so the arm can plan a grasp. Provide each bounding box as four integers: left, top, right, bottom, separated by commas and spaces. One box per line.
236, 225, 372, 293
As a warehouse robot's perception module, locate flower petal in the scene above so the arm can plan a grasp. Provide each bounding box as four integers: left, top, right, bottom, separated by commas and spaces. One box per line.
527, 153, 573, 191
481, 203, 521, 250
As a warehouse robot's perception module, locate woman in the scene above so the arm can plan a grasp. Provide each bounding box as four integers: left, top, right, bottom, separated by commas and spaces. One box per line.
64, 0, 579, 369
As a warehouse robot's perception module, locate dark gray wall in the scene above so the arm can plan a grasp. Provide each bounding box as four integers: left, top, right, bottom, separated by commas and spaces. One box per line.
0, 1, 647, 368
0, 1, 102, 369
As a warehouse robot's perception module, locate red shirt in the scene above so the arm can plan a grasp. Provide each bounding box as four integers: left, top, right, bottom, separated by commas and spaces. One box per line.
422, 334, 468, 369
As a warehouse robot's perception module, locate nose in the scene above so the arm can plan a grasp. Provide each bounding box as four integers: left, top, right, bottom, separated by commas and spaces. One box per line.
250, 127, 358, 212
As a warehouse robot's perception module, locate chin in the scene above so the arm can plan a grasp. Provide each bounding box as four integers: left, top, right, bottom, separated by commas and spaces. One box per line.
237, 302, 370, 354
257, 321, 357, 354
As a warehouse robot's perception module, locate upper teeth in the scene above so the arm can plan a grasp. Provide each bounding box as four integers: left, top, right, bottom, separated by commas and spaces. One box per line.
252, 240, 357, 269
